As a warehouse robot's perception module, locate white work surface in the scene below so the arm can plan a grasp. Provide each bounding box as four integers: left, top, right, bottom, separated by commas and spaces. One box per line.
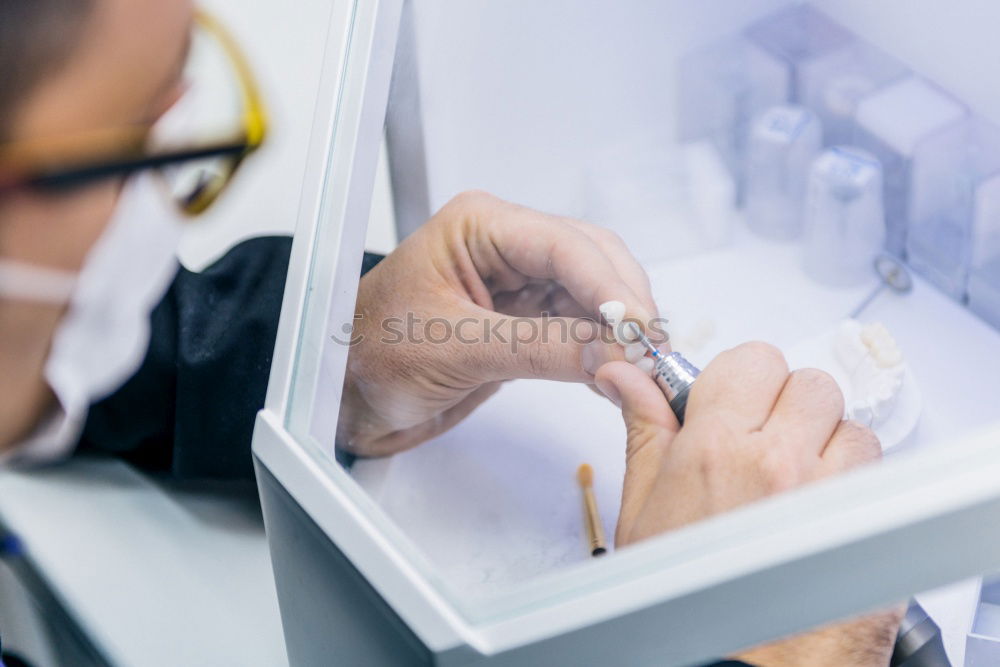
352, 228, 1000, 663
0, 459, 286, 667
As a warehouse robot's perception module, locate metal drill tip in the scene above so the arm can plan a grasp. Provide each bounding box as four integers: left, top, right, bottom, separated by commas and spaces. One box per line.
627, 322, 661, 357
639, 337, 660, 356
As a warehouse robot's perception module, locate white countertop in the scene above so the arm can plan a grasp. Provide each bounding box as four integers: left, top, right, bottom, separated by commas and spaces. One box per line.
0, 458, 286, 667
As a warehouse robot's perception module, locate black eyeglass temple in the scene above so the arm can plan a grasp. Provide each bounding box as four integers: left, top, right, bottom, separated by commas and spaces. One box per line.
10, 142, 250, 193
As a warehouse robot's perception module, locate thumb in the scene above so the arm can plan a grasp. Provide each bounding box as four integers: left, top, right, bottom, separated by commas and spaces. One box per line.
476, 316, 617, 383
594, 361, 680, 546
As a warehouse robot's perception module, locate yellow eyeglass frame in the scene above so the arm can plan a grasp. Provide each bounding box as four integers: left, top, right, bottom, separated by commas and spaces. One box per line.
0, 9, 269, 217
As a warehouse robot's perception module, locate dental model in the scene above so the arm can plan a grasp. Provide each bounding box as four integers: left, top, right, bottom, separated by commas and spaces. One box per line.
598, 300, 638, 345
785, 318, 920, 451
599, 300, 647, 364
832, 319, 905, 428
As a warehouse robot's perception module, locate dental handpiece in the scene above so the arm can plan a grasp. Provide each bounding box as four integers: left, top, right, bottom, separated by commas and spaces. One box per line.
626, 323, 700, 425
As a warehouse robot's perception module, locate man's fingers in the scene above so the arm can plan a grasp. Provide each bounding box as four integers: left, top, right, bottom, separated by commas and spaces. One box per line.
360, 382, 504, 457
818, 420, 882, 476
595, 361, 677, 432
594, 361, 678, 545
491, 283, 559, 317
450, 193, 657, 329
492, 284, 591, 319
562, 218, 658, 320
462, 315, 613, 383
763, 368, 845, 459
561, 218, 670, 347
686, 341, 789, 432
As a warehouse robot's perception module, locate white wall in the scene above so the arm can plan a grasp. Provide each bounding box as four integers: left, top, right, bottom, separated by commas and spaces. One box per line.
177, 0, 397, 271
814, 0, 1000, 126
410, 0, 1000, 219
411, 0, 794, 215
176, 0, 330, 270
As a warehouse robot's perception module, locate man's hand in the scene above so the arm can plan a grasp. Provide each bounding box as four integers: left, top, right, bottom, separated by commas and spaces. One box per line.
594, 342, 902, 667
338, 191, 659, 457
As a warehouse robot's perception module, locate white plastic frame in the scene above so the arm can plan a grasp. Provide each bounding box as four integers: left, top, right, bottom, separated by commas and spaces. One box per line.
252, 1, 1000, 663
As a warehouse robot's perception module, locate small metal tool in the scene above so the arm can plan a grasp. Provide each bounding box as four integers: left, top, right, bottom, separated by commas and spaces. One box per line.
850, 254, 914, 319
627, 322, 700, 425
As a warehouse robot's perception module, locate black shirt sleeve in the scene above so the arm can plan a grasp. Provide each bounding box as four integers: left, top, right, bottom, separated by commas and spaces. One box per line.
77, 237, 386, 480
77, 235, 293, 479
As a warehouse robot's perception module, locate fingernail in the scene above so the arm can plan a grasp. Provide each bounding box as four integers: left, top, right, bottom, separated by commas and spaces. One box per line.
617, 321, 640, 345
581, 341, 603, 376
624, 342, 646, 363
596, 380, 621, 407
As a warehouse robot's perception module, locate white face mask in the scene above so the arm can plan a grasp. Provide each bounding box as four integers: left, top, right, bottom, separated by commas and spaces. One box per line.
0, 174, 183, 460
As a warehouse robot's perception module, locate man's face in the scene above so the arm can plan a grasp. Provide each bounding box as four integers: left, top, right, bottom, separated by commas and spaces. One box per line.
0, 0, 195, 278
0, 0, 194, 440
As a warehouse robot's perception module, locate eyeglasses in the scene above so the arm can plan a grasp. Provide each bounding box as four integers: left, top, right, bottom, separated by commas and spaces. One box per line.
0, 10, 268, 216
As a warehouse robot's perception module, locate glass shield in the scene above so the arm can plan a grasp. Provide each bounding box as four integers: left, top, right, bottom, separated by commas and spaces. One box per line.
281, 0, 1000, 657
